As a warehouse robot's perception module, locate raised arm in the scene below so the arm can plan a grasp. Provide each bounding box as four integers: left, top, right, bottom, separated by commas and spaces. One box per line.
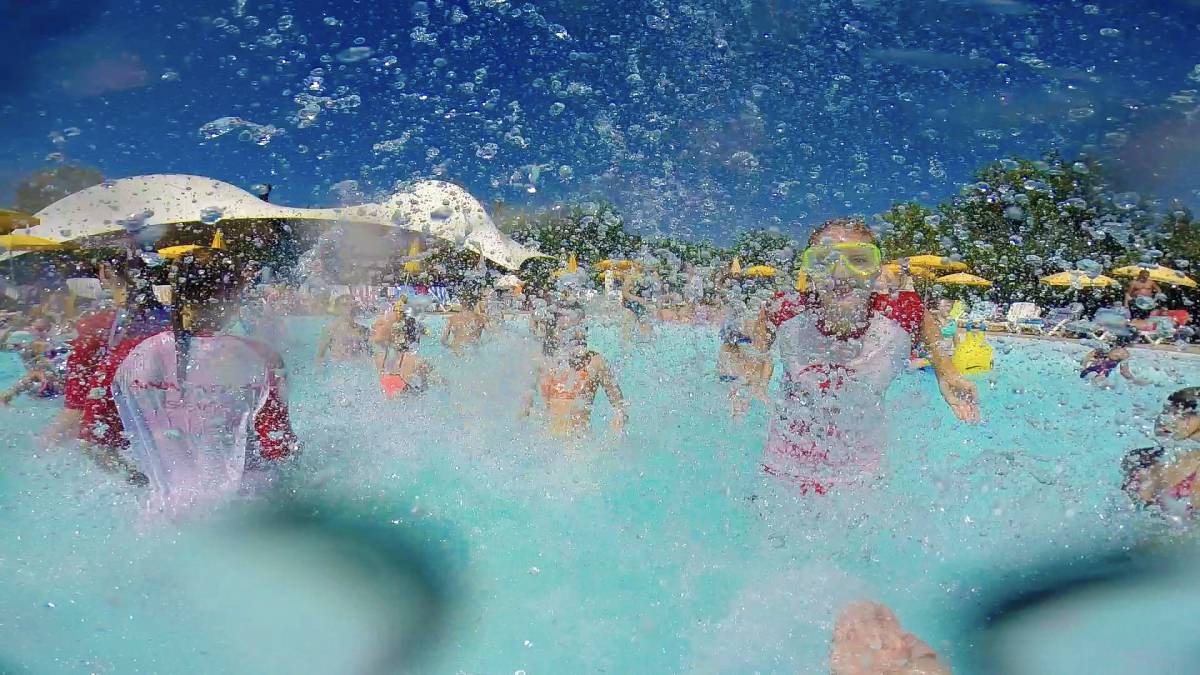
314, 325, 333, 365
594, 356, 628, 433
920, 310, 980, 422
519, 362, 540, 418
1118, 352, 1148, 385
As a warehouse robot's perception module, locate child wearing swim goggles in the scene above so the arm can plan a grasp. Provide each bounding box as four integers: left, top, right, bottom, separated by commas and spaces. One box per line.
799, 242, 882, 278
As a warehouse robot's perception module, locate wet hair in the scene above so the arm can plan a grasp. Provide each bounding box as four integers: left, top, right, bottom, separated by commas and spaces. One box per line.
1166, 387, 1200, 413
168, 249, 248, 381
1121, 445, 1166, 498
807, 217, 877, 246
94, 254, 168, 320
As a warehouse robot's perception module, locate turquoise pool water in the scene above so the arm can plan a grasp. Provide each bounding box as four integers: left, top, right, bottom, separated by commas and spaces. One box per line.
1, 316, 1198, 674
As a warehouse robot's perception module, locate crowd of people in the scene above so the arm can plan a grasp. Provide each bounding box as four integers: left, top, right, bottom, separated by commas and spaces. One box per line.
4, 215, 1199, 672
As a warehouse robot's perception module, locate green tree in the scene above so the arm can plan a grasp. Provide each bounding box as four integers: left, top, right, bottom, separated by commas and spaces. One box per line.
15, 165, 105, 213
878, 203, 950, 259
730, 229, 798, 270
879, 156, 1133, 305
507, 200, 641, 262
1157, 205, 1199, 269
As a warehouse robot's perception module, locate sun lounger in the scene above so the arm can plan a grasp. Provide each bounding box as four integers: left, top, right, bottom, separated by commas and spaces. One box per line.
1062, 320, 1098, 338
1089, 307, 1134, 341
1006, 302, 1044, 334
1133, 316, 1179, 344
964, 301, 1001, 331
1153, 309, 1190, 328
1041, 302, 1085, 336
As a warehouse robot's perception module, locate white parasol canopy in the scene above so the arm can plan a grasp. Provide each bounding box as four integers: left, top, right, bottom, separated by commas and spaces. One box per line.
494, 273, 522, 290
18, 174, 546, 270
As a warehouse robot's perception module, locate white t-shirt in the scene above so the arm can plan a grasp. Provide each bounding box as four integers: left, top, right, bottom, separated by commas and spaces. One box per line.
113, 331, 294, 518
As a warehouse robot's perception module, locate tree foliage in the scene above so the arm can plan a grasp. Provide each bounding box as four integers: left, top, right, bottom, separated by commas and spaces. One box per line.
878, 155, 1168, 305
15, 164, 105, 214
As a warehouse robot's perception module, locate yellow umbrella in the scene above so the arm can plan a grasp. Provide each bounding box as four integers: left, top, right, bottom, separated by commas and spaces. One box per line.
882, 262, 937, 279
1111, 264, 1197, 288
552, 252, 580, 278
157, 244, 202, 259
730, 257, 742, 275
795, 270, 808, 292
596, 259, 638, 271
741, 264, 777, 278
935, 272, 992, 287
1039, 271, 1119, 288
0, 210, 39, 233
402, 239, 422, 274
893, 254, 968, 272
0, 234, 63, 251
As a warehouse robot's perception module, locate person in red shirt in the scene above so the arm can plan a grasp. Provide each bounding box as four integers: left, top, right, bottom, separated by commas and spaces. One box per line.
43, 261, 168, 455
757, 218, 978, 494
40, 259, 168, 483
111, 249, 297, 517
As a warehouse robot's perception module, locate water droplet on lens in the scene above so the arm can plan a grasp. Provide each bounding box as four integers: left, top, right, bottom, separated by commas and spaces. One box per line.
337, 46, 374, 63
199, 207, 224, 225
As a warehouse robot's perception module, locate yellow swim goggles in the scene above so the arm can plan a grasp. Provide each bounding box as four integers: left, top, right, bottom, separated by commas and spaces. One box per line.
799, 243, 882, 277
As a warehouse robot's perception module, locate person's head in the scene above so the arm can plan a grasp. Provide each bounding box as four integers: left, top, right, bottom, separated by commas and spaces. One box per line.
96, 262, 130, 305
102, 253, 169, 320
1121, 445, 1168, 506
562, 325, 590, 366
391, 313, 422, 352
1138, 270, 1150, 282
30, 317, 51, 337
1155, 387, 1200, 441
799, 218, 882, 313
169, 249, 250, 332
332, 294, 356, 319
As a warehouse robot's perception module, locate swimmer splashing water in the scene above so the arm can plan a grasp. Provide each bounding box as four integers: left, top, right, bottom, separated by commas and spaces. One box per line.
112, 249, 297, 520
758, 218, 979, 495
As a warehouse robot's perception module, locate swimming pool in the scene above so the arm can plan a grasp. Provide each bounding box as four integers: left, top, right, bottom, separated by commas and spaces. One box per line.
1, 317, 1197, 674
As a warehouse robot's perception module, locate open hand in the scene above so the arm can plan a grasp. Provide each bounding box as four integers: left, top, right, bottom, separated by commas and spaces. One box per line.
939, 374, 980, 422
831, 602, 950, 675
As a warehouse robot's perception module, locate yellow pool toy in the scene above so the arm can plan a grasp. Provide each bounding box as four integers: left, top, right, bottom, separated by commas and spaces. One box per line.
952, 331, 993, 375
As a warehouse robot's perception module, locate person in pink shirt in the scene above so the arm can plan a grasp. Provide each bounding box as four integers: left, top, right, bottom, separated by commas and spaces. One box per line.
758, 218, 979, 495
112, 250, 297, 519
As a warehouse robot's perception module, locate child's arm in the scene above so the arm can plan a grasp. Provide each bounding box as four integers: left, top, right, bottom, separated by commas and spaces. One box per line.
1120, 362, 1149, 385
595, 358, 628, 433
314, 326, 333, 364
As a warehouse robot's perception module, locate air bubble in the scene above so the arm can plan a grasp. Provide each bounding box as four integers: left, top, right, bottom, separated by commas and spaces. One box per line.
476, 143, 499, 160
199, 207, 224, 225
336, 46, 374, 63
